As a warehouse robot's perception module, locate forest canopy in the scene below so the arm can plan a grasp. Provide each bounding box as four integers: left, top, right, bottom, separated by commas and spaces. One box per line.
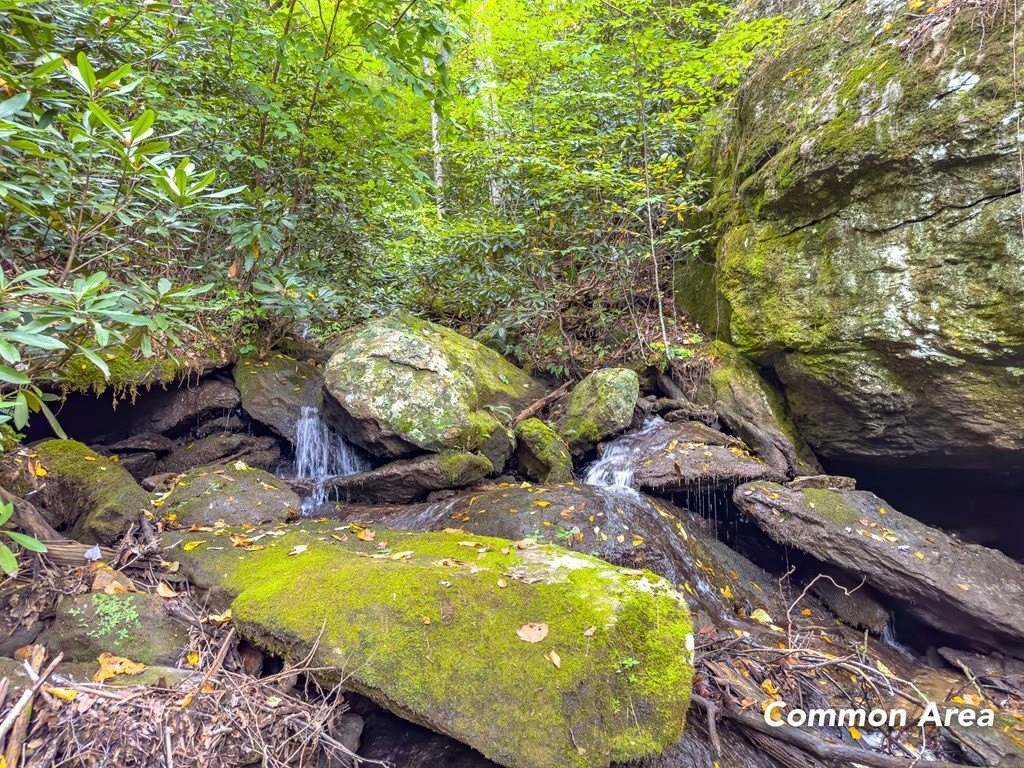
0, 0, 784, 436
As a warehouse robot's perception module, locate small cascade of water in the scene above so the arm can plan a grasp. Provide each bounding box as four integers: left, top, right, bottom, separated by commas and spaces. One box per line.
294, 406, 369, 509
582, 417, 666, 496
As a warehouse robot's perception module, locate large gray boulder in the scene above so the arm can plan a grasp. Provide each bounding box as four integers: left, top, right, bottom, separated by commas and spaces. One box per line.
322, 314, 543, 461
734, 481, 1024, 657
161, 463, 300, 527
679, 0, 1024, 471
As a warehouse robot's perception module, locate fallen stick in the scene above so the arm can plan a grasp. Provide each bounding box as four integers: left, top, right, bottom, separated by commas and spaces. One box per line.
690, 695, 975, 768
509, 381, 571, 428
0, 652, 63, 749
0, 487, 115, 566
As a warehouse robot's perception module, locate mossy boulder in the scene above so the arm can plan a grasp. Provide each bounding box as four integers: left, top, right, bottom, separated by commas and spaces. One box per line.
326, 451, 493, 504
322, 313, 543, 460
169, 523, 693, 768
338, 482, 804, 632
555, 369, 639, 455
682, 0, 1024, 470
699, 341, 820, 477
513, 418, 574, 482
233, 353, 322, 444
161, 463, 300, 527
39, 593, 189, 665
2, 440, 149, 544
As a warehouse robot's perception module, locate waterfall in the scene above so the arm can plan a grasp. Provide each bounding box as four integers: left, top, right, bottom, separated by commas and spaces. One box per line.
294, 406, 369, 509
582, 417, 665, 497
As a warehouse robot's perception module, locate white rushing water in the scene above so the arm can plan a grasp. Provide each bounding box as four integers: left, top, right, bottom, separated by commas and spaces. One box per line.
294, 405, 369, 509
582, 417, 666, 497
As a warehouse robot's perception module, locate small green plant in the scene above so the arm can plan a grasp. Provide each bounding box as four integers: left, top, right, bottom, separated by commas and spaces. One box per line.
87, 593, 141, 641
0, 500, 47, 576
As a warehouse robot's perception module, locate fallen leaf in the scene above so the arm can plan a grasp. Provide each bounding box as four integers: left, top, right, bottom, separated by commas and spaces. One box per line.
156, 582, 178, 598
183, 541, 205, 551
517, 623, 549, 643
849, 726, 862, 740
186, 651, 200, 666
423, 616, 431, 625
34, 465, 47, 477
547, 650, 561, 669
800, 608, 813, 617
288, 545, 308, 556
357, 527, 376, 542
583, 626, 596, 637
750, 608, 774, 624
207, 609, 232, 624
532, 501, 551, 508
45, 687, 78, 702
958, 583, 970, 591
497, 578, 507, 588
93, 652, 146, 682
390, 551, 413, 560
915, 551, 924, 560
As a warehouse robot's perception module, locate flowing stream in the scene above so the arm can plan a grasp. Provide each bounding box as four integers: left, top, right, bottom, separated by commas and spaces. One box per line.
582, 417, 666, 497
294, 405, 369, 509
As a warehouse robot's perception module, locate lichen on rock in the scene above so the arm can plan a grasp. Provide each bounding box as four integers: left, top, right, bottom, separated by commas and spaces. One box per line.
322, 313, 544, 461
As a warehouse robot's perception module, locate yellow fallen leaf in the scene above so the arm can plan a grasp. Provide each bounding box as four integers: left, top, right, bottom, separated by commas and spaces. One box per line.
760, 678, 779, 695
547, 650, 561, 669
423, 616, 431, 625
532, 501, 551, 508
176, 692, 194, 709
800, 608, 813, 617
34, 465, 47, 477
207, 609, 232, 624
721, 585, 733, 599
230, 534, 253, 547
45, 687, 78, 702
849, 726, 862, 740
750, 608, 774, 624
391, 551, 414, 560
156, 582, 177, 598
183, 541, 205, 551
83, 456, 96, 462
357, 527, 376, 542
186, 651, 200, 666
93, 652, 146, 682
915, 551, 924, 559
957, 583, 970, 591
497, 578, 507, 588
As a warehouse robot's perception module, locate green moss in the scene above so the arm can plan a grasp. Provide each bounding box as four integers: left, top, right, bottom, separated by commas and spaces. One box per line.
555, 369, 639, 455
173, 524, 693, 768
56, 348, 190, 396
28, 439, 150, 544
802, 487, 861, 526
437, 451, 493, 484
514, 418, 574, 482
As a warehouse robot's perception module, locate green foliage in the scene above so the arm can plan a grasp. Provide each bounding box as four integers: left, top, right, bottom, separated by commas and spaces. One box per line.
0, 500, 47, 576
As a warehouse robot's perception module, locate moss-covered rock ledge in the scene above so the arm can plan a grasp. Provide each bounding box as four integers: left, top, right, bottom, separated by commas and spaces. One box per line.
168, 522, 693, 768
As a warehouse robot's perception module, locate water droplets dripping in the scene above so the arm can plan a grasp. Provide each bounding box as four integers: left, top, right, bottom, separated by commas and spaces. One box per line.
294, 406, 369, 510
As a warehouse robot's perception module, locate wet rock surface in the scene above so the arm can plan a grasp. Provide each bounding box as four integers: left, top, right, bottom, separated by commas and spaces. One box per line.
324, 452, 493, 504
128, 378, 241, 437
234, 353, 322, 444
735, 481, 1024, 657
161, 463, 300, 527
335, 482, 798, 632
587, 419, 783, 496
